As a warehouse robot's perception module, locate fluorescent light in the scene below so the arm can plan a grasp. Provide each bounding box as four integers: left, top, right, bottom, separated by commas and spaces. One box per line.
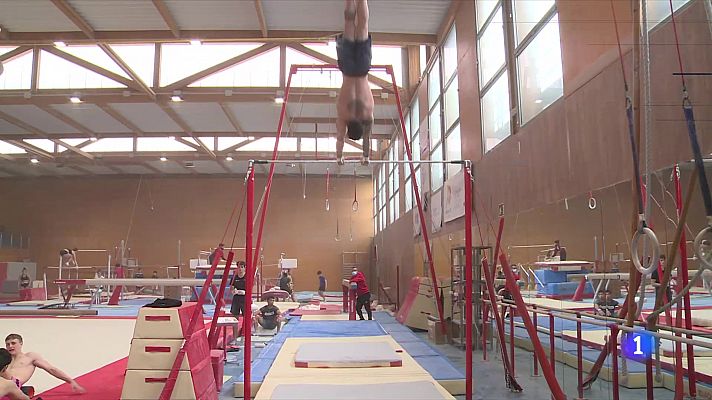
534, 99, 543, 104
168, 136, 176, 140
225, 156, 233, 161
159, 156, 167, 162
69, 96, 82, 104
171, 95, 183, 102
90, 137, 98, 142
54, 41, 67, 47
30, 158, 39, 164
274, 97, 284, 104
247, 136, 255, 141
190, 40, 202, 46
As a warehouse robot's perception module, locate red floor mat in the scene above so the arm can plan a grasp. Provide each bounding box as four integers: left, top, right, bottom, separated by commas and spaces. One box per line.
36, 357, 127, 399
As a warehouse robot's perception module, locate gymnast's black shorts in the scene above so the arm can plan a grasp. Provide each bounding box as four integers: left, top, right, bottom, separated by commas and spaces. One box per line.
337, 34, 372, 77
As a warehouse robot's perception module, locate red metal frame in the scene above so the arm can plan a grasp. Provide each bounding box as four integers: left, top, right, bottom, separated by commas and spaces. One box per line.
532, 306, 539, 377
576, 313, 584, 399
244, 165, 255, 400
500, 250, 565, 400
464, 165, 473, 399
674, 164, 697, 397
207, 251, 235, 348
611, 324, 620, 400
239, 62, 467, 398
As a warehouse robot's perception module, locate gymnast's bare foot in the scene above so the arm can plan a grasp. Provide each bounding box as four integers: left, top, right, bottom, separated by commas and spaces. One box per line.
360, 155, 369, 165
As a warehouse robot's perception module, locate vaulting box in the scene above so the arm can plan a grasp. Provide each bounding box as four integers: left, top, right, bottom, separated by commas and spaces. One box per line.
126, 330, 210, 371
120, 357, 216, 400
133, 302, 202, 339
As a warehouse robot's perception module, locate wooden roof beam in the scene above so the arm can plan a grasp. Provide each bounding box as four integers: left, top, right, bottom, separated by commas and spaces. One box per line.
254, 0, 268, 38
157, 103, 216, 158
288, 43, 396, 93
36, 105, 96, 139
151, 0, 181, 38
163, 43, 277, 91
219, 103, 245, 135
4, 140, 54, 160
41, 46, 139, 90
95, 103, 145, 136
50, 0, 95, 39
98, 43, 156, 100
2, 31, 435, 46
0, 46, 32, 63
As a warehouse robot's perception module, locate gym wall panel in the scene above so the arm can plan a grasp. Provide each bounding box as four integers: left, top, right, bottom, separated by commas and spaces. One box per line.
0, 175, 374, 294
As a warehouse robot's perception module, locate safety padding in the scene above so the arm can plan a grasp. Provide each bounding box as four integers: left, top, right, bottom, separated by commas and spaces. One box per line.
294, 341, 402, 368
210, 350, 224, 392
396, 277, 438, 331
121, 357, 216, 400
133, 302, 202, 339
126, 330, 210, 371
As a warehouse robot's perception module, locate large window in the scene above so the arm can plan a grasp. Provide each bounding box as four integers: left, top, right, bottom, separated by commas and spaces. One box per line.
477, 1, 563, 152
387, 141, 400, 224
477, 4, 510, 153
514, 5, 563, 124
647, 0, 691, 30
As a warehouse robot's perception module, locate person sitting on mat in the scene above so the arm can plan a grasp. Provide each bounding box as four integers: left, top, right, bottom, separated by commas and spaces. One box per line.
230, 262, 247, 342
336, 0, 373, 166
317, 270, 327, 301
594, 289, 619, 318
255, 297, 282, 331
349, 267, 372, 320
279, 270, 296, 302
2, 334, 85, 394
0, 349, 29, 400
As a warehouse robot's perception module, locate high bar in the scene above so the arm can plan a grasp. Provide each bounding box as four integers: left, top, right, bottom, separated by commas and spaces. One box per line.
289, 64, 393, 73
251, 159, 468, 165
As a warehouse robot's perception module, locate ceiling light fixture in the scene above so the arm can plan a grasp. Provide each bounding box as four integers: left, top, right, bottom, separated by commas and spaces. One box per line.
168, 135, 176, 140
159, 156, 167, 162
171, 90, 183, 102
69, 94, 82, 104
225, 156, 233, 161
247, 136, 255, 141
274, 90, 285, 104
30, 158, 39, 164
190, 40, 202, 46
534, 99, 543, 104
54, 41, 67, 47
90, 137, 98, 142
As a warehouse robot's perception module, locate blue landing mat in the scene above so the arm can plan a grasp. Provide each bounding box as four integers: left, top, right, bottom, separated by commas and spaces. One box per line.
288, 320, 387, 337
415, 355, 466, 380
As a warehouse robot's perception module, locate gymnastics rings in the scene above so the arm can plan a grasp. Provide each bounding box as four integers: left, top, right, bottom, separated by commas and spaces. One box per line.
588, 197, 597, 210
631, 226, 661, 275
694, 225, 712, 269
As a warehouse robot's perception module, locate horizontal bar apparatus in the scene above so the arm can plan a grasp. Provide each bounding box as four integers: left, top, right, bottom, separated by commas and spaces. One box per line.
250, 159, 468, 165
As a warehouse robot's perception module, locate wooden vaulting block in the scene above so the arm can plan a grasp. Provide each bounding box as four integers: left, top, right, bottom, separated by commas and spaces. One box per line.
133, 302, 203, 339
121, 357, 217, 400
126, 329, 211, 371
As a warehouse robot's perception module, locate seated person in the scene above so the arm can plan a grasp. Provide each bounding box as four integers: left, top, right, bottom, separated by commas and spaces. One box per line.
255, 297, 282, 331
279, 270, 296, 302
594, 289, 619, 318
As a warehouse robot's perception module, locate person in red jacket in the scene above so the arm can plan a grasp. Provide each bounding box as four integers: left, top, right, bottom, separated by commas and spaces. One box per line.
349, 267, 372, 320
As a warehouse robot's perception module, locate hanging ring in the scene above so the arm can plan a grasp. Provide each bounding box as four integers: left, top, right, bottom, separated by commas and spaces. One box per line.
631, 227, 661, 275
588, 197, 597, 210
694, 226, 712, 269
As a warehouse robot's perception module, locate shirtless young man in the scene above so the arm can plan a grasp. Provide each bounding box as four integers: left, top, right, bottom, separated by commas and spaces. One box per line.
336, 0, 373, 165
2, 334, 86, 394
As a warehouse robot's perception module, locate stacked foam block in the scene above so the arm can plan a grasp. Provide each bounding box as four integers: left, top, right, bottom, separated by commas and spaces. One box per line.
121, 302, 217, 400
534, 269, 593, 298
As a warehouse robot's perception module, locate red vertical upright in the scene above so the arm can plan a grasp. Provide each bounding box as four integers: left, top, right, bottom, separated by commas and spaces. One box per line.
501, 254, 565, 400
576, 314, 584, 399
532, 306, 539, 377
388, 66, 445, 332
208, 251, 235, 348
243, 165, 254, 400
464, 164, 473, 399
611, 325, 620, 400
674, 164, 697, 397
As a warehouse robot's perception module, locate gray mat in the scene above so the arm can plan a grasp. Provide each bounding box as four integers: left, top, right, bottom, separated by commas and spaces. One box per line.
294, 341, 401, 366
270, 380, 448, 399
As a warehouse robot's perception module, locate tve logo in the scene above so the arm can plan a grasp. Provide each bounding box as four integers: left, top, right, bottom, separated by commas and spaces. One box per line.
621, 331, 654, 359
